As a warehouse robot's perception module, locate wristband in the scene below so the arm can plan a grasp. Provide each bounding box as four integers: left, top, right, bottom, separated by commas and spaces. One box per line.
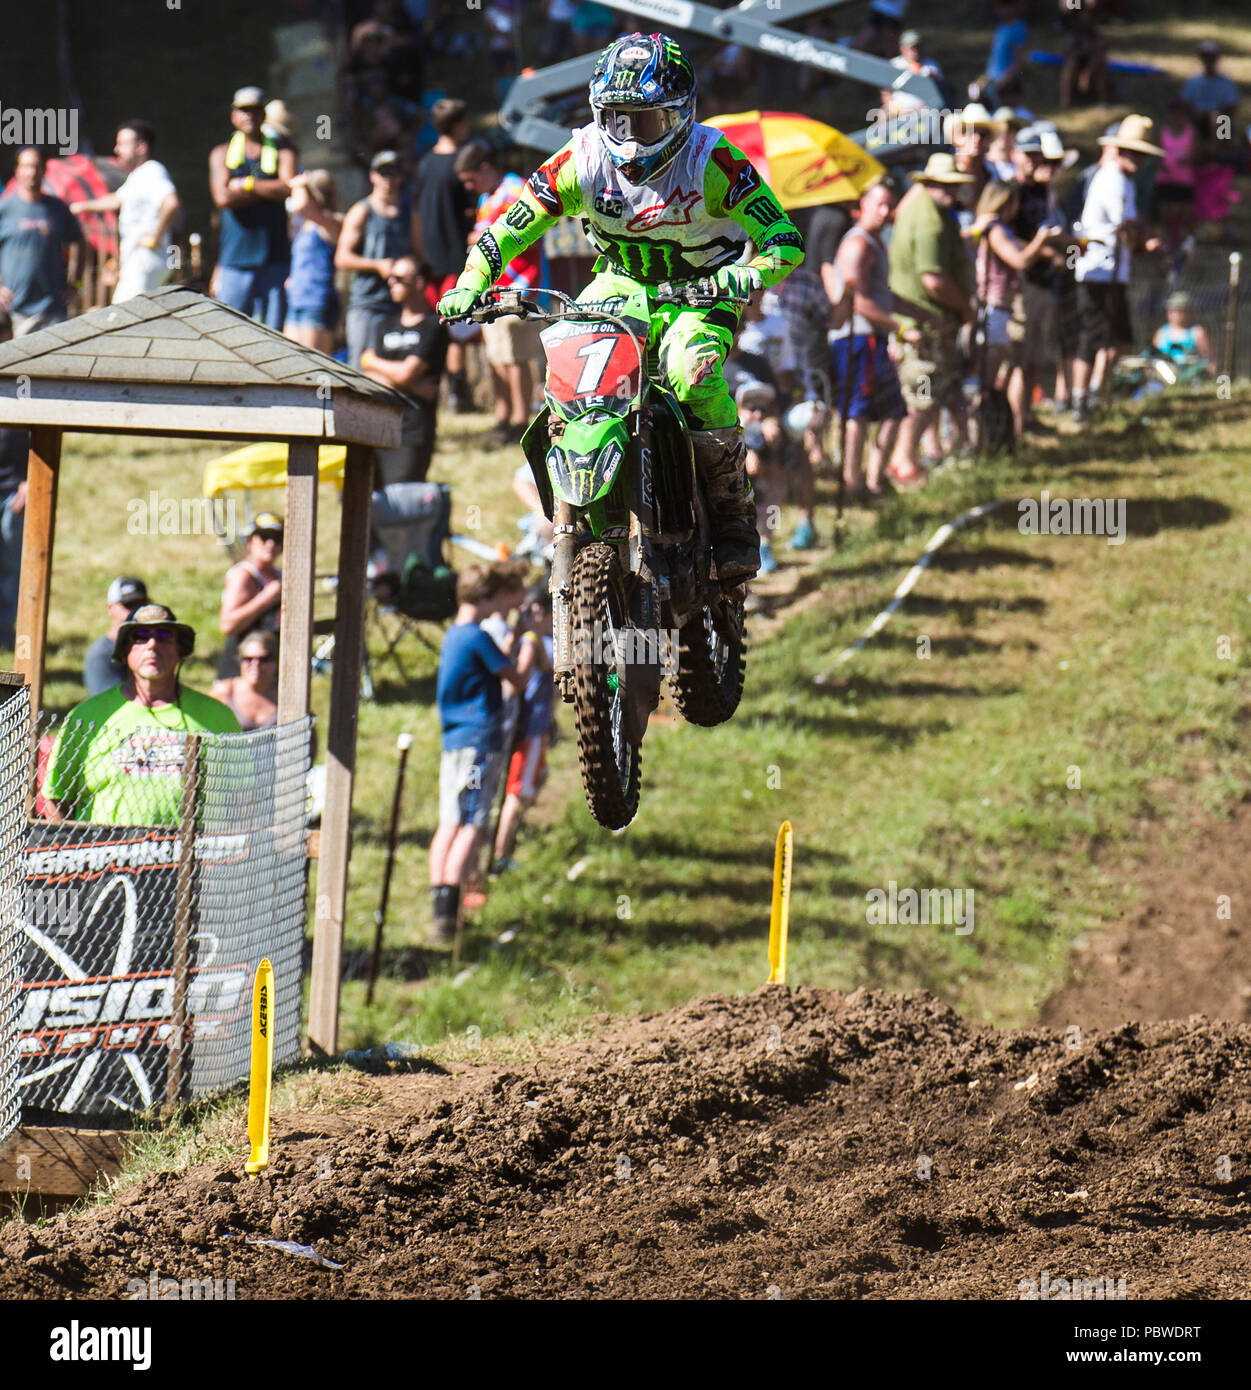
243, 176, 255, 193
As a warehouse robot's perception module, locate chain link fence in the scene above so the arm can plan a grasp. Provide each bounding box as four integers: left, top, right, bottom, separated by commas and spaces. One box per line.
0, 679, 29, 1148
1128, 254, 1246, 380
19, 713, 312, 1119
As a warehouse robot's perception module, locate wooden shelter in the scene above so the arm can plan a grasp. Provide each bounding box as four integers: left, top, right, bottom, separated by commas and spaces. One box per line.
0, 286, 407, 1055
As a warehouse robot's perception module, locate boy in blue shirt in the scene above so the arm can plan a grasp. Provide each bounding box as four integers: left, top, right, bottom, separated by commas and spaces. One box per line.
429, 563, 525, 944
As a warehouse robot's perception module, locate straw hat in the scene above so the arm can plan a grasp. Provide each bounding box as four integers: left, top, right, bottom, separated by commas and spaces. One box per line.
993, 105, 1028, 129
264, 100, 297, 140
910, 152, 975, 185
958, 102, 1002, 131
1098, 114, 1164, 157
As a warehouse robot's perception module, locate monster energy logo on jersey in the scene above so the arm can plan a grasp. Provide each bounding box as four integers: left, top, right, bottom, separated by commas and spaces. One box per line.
583, 226, 742, 283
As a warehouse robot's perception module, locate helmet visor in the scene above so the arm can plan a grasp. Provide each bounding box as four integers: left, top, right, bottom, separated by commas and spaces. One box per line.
597, 105, 681, 147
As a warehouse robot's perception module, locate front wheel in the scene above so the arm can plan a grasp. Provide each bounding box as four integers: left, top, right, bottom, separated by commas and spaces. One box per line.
570, 543, 642, 829
670, 600, 746, 727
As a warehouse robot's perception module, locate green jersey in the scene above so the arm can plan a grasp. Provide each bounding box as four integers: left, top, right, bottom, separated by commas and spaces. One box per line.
455, 122, 804, 292
45, 685, 242, 826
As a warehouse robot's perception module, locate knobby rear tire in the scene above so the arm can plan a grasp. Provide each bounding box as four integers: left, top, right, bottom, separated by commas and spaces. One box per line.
670, 602, 746, 728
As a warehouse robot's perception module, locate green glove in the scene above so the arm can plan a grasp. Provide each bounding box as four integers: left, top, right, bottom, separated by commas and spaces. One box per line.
712, 264, 764, 301
437, 285, 481, 320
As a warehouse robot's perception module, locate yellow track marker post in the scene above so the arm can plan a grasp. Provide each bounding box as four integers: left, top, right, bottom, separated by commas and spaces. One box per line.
767, 822, 793, 984
245, 958, 275, 1177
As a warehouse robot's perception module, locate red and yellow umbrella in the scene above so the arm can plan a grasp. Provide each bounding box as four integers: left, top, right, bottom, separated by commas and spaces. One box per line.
705, 111, 885, 210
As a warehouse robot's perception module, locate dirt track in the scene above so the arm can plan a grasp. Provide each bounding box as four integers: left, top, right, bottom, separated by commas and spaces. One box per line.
3, 984, 1249, 1300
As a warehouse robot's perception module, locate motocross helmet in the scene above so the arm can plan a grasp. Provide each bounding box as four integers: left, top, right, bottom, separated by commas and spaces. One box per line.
589, 33, 697, 183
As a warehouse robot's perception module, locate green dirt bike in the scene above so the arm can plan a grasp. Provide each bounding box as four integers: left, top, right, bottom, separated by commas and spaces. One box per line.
446, 280, 748, 831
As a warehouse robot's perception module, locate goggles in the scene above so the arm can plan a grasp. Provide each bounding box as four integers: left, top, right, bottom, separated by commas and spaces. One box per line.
596, 105, 681, 147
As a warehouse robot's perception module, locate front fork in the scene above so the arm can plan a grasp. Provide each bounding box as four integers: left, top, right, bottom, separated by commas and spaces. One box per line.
551, 500, 578, 703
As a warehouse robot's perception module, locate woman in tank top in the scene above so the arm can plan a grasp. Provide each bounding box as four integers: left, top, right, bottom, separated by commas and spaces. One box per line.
217, 515, 283, 681
1156, 98, 1196, 258
971, 181, 1060, 437
211, 630, 279, 730
285, 170, 343, 352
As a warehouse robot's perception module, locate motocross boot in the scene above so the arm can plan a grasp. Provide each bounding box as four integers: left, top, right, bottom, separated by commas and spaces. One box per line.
689, 426, 761, 584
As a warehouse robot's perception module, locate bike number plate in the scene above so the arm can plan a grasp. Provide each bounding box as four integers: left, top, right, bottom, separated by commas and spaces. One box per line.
541, 321, 641, 406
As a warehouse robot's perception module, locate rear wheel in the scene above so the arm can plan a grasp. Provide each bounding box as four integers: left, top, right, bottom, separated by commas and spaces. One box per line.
670, 599, 746, 727
570, 543, 641, 829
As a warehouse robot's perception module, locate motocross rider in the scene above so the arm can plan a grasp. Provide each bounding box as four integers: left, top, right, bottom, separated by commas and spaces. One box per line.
437, 31, 804, 583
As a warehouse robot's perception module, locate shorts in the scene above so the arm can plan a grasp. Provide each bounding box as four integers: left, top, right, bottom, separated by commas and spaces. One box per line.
1076, 280, 1132, 364
1020, 282, 1054, 369
286, 303, 339, 332
483, 313, 544, 368
114, 245, 169, 303
984, 305, 1013, 348
439, 745, 504, 830
505, 736, 547, 800
1054, 273, 1079, 359
1155, 183, 1194, 207
830, 333, 906, 423
895, 327, 960, 414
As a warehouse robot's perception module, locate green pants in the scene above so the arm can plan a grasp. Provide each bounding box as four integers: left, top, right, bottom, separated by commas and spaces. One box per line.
577, 269, 742, 430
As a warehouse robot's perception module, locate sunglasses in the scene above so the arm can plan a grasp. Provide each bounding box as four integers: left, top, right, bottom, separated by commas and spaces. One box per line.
240, 653, 275, 664
132, 627, 177, 645
253, 531, 282, 544
375, 167, 403, 178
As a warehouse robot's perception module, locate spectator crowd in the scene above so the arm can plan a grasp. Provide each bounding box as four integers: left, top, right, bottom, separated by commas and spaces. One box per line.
0, 1, 1245, 938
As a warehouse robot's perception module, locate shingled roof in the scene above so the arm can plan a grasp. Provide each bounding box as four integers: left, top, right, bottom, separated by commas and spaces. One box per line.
0, 286, 407, 446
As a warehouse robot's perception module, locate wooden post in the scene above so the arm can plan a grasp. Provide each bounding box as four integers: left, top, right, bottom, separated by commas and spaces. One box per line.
1224, 252, 1241, 383
14, 428, 61, 719
277, 441, 318, 726
166, 733, 200, 1109
307, 444, 373, 1055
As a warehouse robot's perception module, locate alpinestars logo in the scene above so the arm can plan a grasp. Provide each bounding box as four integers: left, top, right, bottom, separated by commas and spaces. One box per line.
626, 188, 700, 232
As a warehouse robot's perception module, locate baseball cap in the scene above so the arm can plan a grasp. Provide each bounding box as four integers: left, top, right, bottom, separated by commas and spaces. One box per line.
900, 29, 921, 48
1166, 291, 1190, 311
250, 511, 284, 540
1199, 39, 1220, 56
107, 576, 147, 609
370, 150, 402, 173
232, 86, 267, 109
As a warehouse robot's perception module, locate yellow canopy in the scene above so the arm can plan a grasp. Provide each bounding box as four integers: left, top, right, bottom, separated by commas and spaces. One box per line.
704, 111, 885, 210
203, 442, 346, 498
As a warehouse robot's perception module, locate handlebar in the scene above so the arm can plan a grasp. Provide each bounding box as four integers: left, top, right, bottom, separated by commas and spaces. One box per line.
440, 277, 748, 325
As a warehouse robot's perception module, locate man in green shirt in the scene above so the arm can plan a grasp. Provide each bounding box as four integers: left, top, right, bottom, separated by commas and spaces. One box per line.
887, 153, 976, 485
45, 604, 241, 826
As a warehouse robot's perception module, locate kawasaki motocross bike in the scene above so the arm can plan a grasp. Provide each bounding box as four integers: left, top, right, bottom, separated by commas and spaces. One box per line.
447, 280, 748, 831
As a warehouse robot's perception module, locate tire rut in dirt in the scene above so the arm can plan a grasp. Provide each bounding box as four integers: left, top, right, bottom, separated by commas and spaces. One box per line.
670, 602, 746, 727
570, 542, 640, 829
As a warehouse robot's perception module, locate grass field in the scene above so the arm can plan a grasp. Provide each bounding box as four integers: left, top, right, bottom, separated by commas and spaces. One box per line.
38, 382, 1251, 1070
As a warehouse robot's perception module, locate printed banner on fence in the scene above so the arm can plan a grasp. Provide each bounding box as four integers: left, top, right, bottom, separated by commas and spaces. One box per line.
18, 822, 256, 1115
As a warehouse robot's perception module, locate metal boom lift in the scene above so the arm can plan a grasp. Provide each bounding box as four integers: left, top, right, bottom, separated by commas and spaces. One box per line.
498, 0, 945, 160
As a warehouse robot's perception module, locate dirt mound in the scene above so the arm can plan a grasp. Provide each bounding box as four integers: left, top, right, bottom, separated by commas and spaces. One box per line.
3, 986, 1250, 1299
